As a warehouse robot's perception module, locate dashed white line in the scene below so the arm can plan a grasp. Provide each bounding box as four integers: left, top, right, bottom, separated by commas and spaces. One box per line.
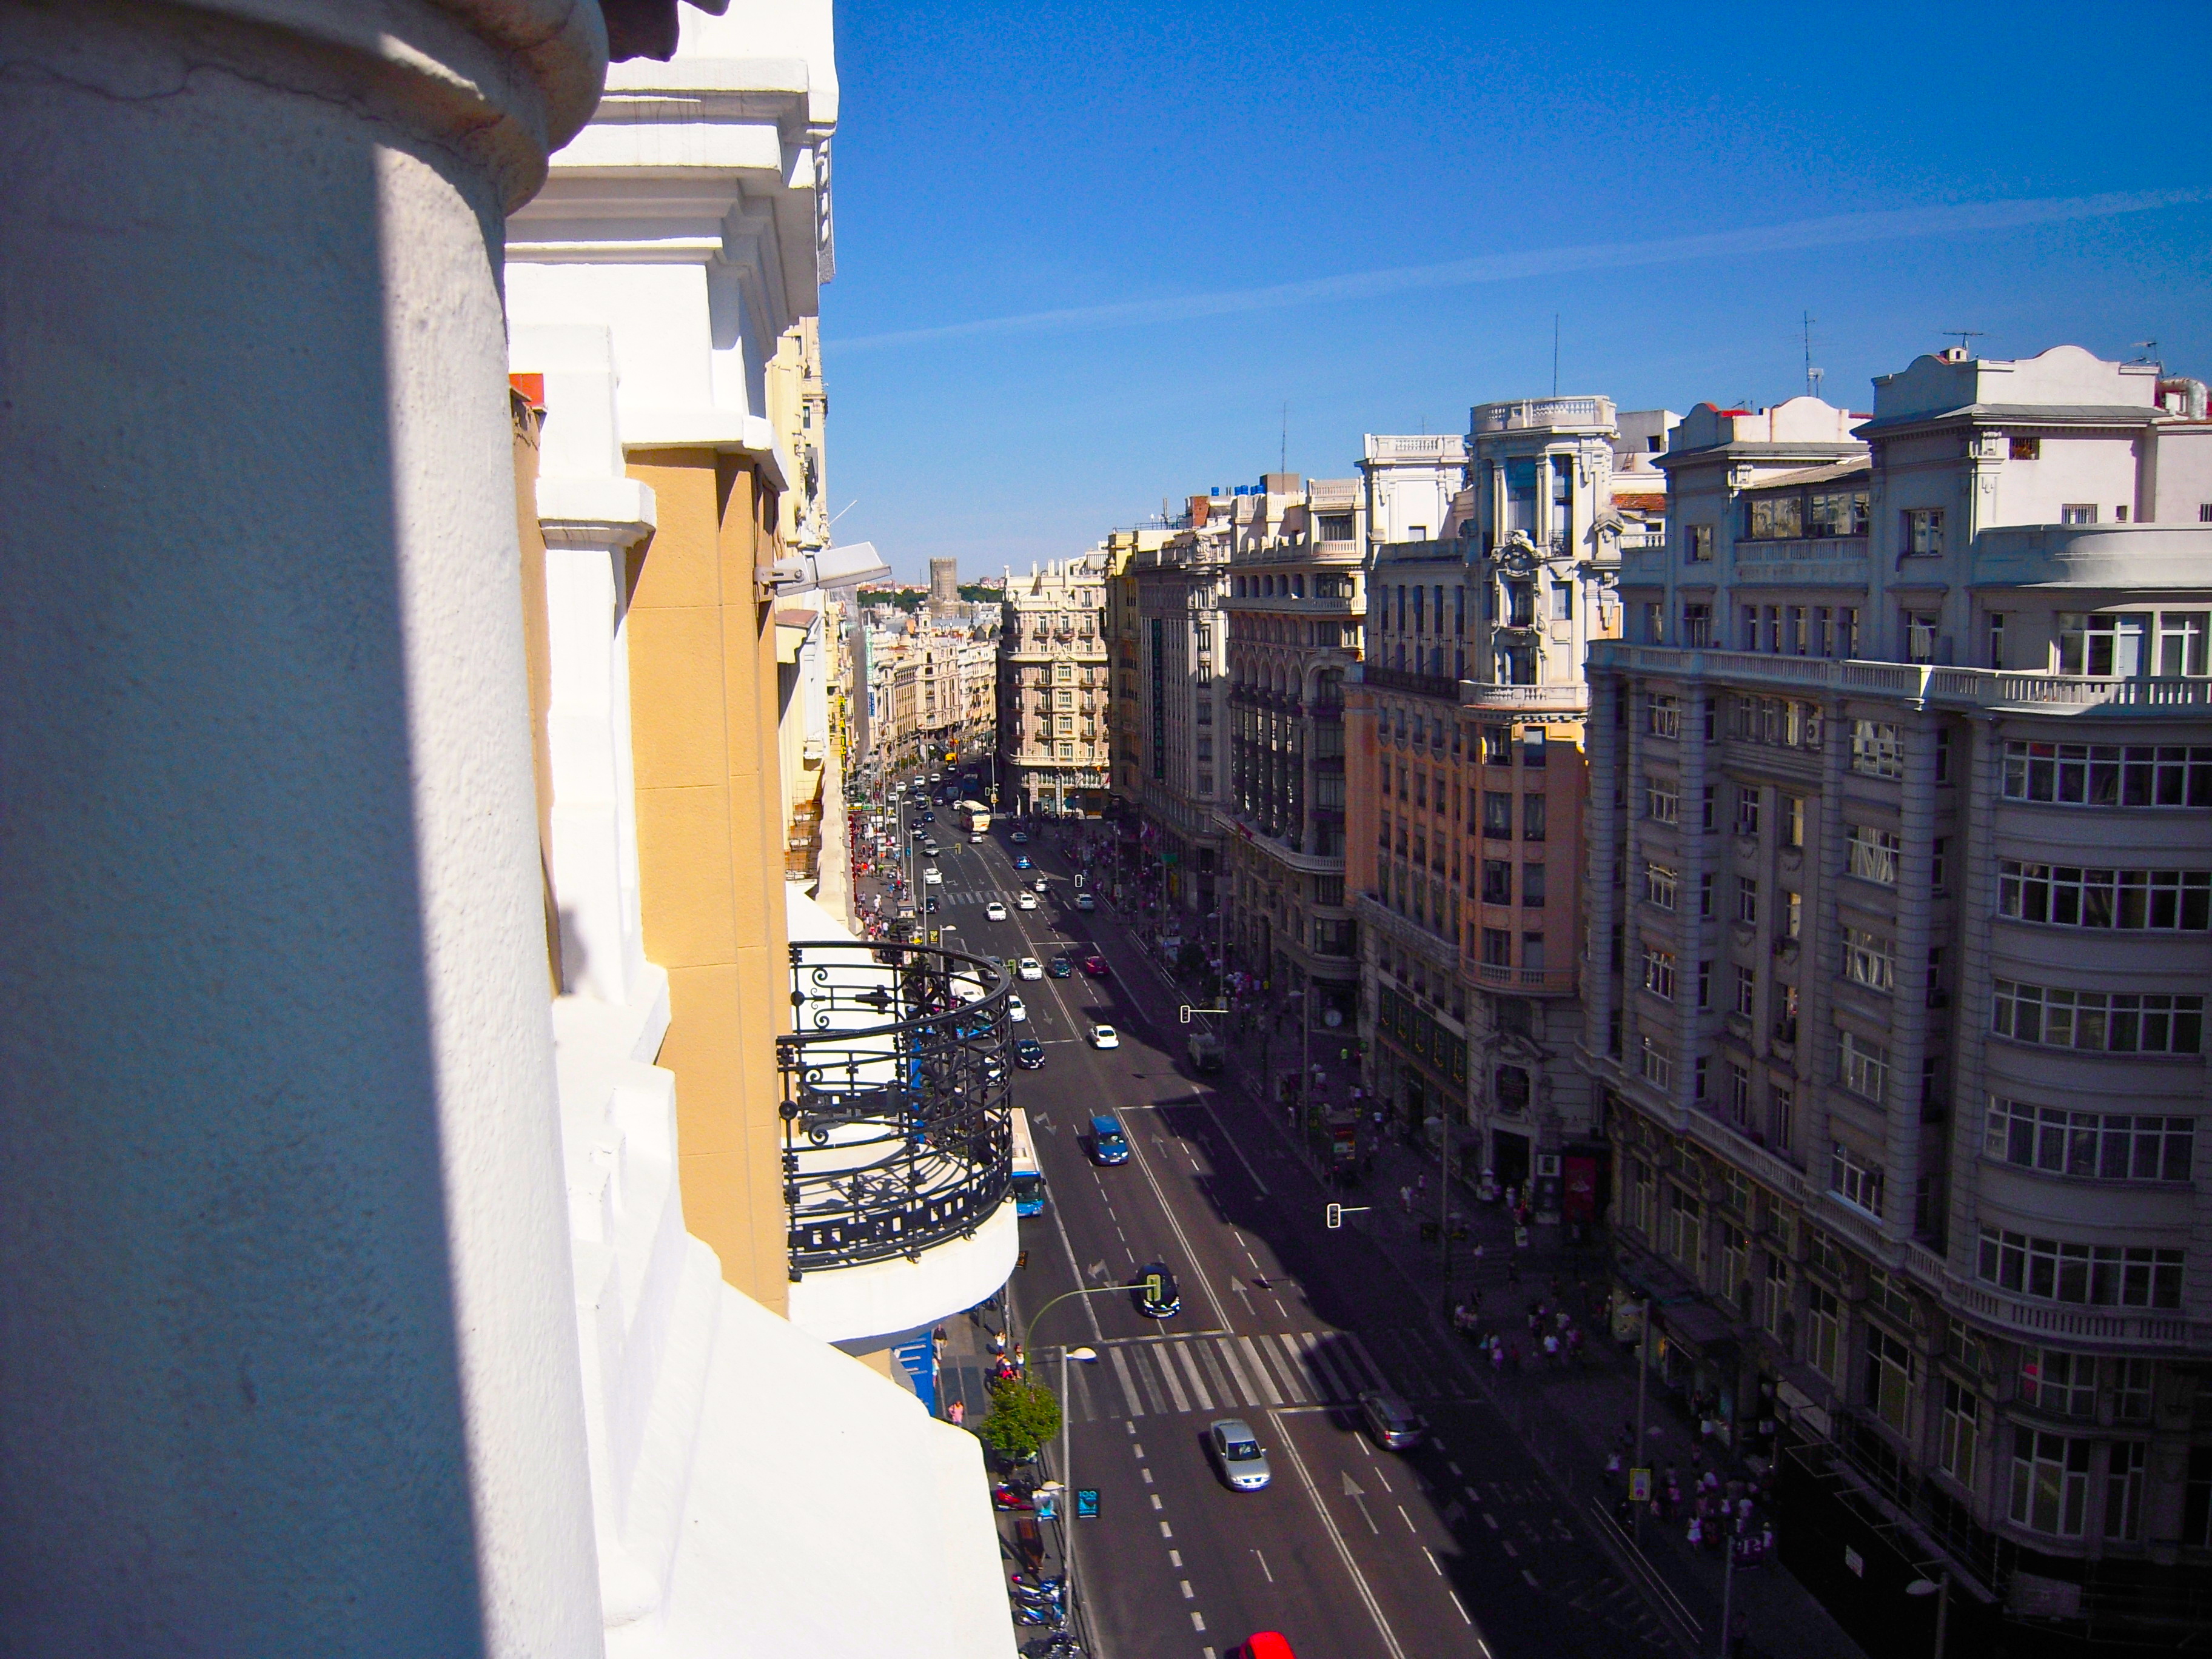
1159, 1520, 1173, 1538
1192, 1612, 1208, 1633
1180, 1580, 1195, 1600
1482, 1511, 1498, 1529
1422, 1546, 1443, 1577
1398, 1504, 1418, 1533
1150, 1494, 1162, 1510
1169, 1550, 1182, 1568
1501, 1540, 1518, 1557
1455, 1594, 1476, 1627
1269, 1410, 1409, 1659
1142, 1469, 1153, 1485
1522, 1569, 1540, 1588
1253, 1548, 1274, 1583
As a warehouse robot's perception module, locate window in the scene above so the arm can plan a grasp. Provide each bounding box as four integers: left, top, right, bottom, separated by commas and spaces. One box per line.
1999, 862, 2212, 930
1698, 959, 1712, 1009
1641, 602, 1663, 643
1681, 602, 1712, 646
1978, 1229, 2185, 1308
1522, 862, 1546, 907
1522, 931, 1546, 971
1686, 525, 1714, 563
2011, 1431, 2091, 1537
1523, 729, 1547, 768
1983, 1099, 2196, 1182
1552, 581, 1574, 620
1734, 965, 1756, 1017
1666, 1185, 1704, 1274
1700, 872, 1715, 917
1851, 720, 1904, 779
2019, 1348, 2097, 1418
1481, 859, 1512, 904
1840, 1030, 1889, 1101
2009, 436, 2041, 461
2106, 1442, 2148, 1541
1848, 825, 1900, 885
1771, 1086, 1796, 1153
1703, 785, 1717, 831
1865, 1326, 1915, 1435
1735, 785, 1761, 836
1762, 1255, 1794, 1339
2158, 612, 2210, 675
1522, 793, 1547, 842
1936, 1379, 1980, 1488
1483, 790, 1514, 839
1643, 948, 1677, 1002
2001, 740, 2212, 806
1647, 694, 1680, 739
1481, 927, 1511, 968
1992, 980, 2204, 1054
2114, 1359, 2155, 1423
1831, 1140, 1885, 1217
1726, 1061, 1751, 1127
1806, 1283, 1843, 1382
1644, 863, 1678, 911
1843, 926, 1897, 993
1640, 1036, 1672, 1089
1810, 489, 1871, 537
1782, 794, 1806, 848
2060, 504, 2098, 526
1748, 495, 1803, 539
1737, 877, 1760, 925
1905, 611, 1938, 663
1905, 508, 1944, 556
1481, 726, 1510, 766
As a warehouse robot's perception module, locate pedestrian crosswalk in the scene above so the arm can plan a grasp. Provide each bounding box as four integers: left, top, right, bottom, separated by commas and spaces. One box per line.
1061, 1326, 1473, 1423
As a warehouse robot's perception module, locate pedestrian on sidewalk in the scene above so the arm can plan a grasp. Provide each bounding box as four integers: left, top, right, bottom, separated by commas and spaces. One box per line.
1400, 1184, 1414, 1215
948, 1399, 965, 1427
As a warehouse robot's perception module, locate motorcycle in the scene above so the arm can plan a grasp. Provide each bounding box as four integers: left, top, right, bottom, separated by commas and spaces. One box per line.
990, 1481, 1036, 1512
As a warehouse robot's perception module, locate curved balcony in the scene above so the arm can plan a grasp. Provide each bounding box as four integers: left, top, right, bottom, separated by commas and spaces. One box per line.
778, 939, 1013, 1278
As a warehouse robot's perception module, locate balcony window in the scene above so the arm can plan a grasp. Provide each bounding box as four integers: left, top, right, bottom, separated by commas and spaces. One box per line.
2060, 503, 2098, 526
1979, 1228, 2184, 1309
1685, 525, 1714, 564
1851, 720, 1903, 779
1646, 781, 1680, 825
1905, 508, 1945, 555
1748, 495, 1803, 540
1521, 792, 1546, 841
1681, 603, 1712, 647
1481, 927, 1511, 968
1830, 1140, 1885, 1218
1806, 1283, 1842, 1382
1838, 1030, 1888, 1102
1809, 489, 1871, 537
1481, 859, 1512, 904
1865, 1326, 1915, 1435
1526, 863, 1552, 907
2011, 1432, 2091, 1537
1736, 877, 1758, 925
1643, 948, 1677, 1001
1992, 979, 2204, 1054
1645, 862, 1678, 911
1640, 1036, 1672, 1090
1769, 1085, 1795, 1151
1985, 1098, 2196, 1182
1647, 694, 1680, 739
1842, 926, 1895, 993
1939, 1380, 1982, 1487
2018, 1348, 2097, 1419
1483, 790, 1513, 839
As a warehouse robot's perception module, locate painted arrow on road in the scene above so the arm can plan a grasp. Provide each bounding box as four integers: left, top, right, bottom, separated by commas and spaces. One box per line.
1342, 1471, 1381, 1535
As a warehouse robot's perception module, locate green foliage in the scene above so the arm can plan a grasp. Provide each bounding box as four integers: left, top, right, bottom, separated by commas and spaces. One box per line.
857, 586, 923, 612
977, 1375, 1062, 1463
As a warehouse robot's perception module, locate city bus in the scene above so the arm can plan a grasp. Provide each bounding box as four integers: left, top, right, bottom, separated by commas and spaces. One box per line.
957, 799, 991, 834
1010, 1107, 1047, 1218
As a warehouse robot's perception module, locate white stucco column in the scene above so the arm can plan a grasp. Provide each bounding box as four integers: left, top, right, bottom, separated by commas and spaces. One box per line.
0, 4, 606, 1653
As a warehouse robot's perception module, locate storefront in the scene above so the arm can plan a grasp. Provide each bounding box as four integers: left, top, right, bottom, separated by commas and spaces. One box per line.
1374, 985, 1467, 1128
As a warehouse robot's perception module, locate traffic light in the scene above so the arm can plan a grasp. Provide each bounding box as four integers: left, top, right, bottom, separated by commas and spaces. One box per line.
1326, 1203, 1343, 1230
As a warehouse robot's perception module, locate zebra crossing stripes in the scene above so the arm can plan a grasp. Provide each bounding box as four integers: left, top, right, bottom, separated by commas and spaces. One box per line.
1081, 1332, 1424, 1421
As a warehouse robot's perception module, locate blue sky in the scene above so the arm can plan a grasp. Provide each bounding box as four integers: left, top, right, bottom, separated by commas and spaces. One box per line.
822, 1, 2212, 584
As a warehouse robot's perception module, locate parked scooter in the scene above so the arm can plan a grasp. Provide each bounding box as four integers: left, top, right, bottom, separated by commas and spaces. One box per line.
990, 1481, 1036, 1511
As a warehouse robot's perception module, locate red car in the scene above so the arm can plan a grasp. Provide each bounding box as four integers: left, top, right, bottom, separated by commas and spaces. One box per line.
1233, 1637, 1295, 1659
1081, 953, 1109, 977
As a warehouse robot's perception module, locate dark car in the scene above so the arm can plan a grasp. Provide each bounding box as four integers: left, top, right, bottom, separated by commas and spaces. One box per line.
1133, 1262, 1181, 1319
1081, 953, 1109, 977
1358, 1389, 1425, 1450
920, 810, 934, 823
1089, 1113, 1130, 1165
1014, 1037, 1046, 1070
924, 897, 940, 913
1046, 956, 1074, 979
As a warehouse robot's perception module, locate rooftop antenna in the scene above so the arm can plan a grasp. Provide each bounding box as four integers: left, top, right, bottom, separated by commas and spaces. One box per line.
1280, 402, 1288, 475
1552, 313, 1561, 397
1941, 328, 1986, 357
2130, 339, 2160, 366
1801, 312, 1817, 397
1808, 366, 1825, 400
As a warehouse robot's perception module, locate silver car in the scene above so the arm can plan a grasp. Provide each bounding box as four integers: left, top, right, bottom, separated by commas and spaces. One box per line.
1358, 1389, 1424, 1450
1207, 1418, 1271, 1491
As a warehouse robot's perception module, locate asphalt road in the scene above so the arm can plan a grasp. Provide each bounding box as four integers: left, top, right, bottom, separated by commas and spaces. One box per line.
892, 795, 1683, 1659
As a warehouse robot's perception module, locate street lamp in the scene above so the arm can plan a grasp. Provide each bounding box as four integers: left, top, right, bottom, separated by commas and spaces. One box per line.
1057, 1344, 1099, 1630
1906, 1572, 1951, 1659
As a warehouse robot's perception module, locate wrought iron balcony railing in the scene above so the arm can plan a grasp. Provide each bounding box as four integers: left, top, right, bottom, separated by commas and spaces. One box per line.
777, 939, 1013, 1276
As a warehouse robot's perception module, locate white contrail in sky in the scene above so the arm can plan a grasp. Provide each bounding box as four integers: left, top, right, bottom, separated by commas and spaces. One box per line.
834, 188, 2210, 351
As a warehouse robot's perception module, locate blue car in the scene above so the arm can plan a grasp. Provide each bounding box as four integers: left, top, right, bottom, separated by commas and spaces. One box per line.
1013, 855, 1032, 871
1090, 1113, 1130, 1165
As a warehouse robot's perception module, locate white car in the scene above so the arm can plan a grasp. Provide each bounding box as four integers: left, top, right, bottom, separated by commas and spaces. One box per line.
923, 867, 943, 885
1007, 995, 1028, 1023
984, 900, 1007, 921
970, 833, 984, 844
1016, 891, 1039, 911
1017, 957, 1044, 980
1089, 1024, 1119, 1050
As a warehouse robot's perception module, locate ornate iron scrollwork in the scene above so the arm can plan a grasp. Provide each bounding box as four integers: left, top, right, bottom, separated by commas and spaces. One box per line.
776, 939, 1014, 1275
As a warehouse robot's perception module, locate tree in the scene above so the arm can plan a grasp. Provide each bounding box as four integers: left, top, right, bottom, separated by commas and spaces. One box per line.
976, 1375, 1061, 1464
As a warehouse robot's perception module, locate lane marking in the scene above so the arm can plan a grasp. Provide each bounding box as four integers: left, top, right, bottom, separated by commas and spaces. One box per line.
1522, 1569, 1540, 1588
1142, 1469, 1153, 1485
1193, 1338, 1238, 1407
1423, 1546, 1443, 1577
1121, 1083, 1235, 1332
1253, 1548, 1274, 1584
1191, 1612, 1207, 1633
1501, 1540, 1517, 1557
1180, 1580, 1195, 1600
1160, 1521, 1173, 1538
1151, 1346, 1191, 1415
1398, 1503, 1418, 1533
1169, 1549, 1182, 1568
1268, 1410, 1409, 1659
1262, 1336, 1313, 1404
1175, 1342, 1215, 1412
1234, 1337, 1284, 1406
1151, 1494, 1162, 1510
1454, 1592, 1475, 1627
1108, 1347, 1145, 1418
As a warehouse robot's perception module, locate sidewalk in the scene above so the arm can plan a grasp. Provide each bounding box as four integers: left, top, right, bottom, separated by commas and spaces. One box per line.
1334, 1113, 1865, 1659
